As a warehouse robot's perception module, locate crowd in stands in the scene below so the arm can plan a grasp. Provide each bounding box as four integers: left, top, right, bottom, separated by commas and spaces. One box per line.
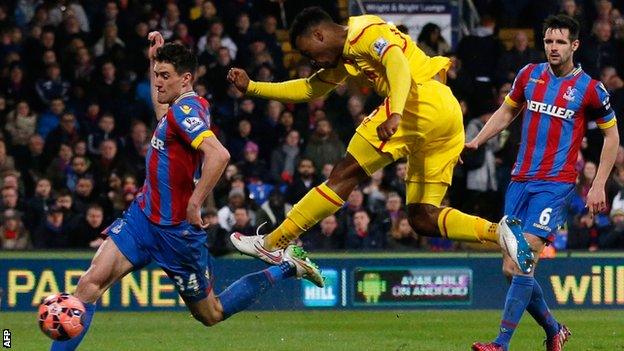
1, 0, 624, 254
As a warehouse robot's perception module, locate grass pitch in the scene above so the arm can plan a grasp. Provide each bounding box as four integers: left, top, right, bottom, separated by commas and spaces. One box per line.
1, 310, 622, 350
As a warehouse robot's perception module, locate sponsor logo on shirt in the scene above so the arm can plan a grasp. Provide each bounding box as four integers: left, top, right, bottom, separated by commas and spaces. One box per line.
527, 100, 575, 119
151, 135, 165, 150
529, 78, 545, 84
372, 37, 389, 57
182, 117, 204, 133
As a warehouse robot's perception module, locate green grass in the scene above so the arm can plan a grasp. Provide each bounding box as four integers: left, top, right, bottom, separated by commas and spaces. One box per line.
1, 310, 622, 350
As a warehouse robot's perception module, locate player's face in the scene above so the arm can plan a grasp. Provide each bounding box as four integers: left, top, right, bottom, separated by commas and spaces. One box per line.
296, 31, 341, 70
543, 28, 579, 67
153, 62, 192, 104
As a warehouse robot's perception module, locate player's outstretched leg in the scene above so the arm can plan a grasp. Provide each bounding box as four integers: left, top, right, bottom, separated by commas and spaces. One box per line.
231, 154, 368, 264
50, 239, 134, 351
187, 245, 323, 326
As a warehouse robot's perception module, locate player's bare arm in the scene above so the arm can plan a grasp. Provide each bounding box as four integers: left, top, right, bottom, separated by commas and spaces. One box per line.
187, 136, 230, 228
148, 31, 169, 120
587, 125, 619, 215
465, 102, 522, 150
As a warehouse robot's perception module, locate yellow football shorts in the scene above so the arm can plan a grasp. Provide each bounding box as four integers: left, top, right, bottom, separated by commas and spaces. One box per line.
346, 79, 464, 206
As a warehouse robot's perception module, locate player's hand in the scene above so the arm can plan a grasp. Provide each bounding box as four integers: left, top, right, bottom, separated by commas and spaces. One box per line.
227, 68, 250, 93
464, 139, 479, 151
187, 202, 208, 229
147, 31, 164, 61
377, 113, 401, 141
586, 185, 607, 216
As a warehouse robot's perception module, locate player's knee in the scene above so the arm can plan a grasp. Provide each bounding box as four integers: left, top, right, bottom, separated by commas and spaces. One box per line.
407, 204, 440, 237
191, 309, 221, 327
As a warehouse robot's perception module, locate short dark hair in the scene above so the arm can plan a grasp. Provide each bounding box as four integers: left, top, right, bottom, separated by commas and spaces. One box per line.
154, 42, 198, 76
543, 14, 580, 41
289, 7, 334, 48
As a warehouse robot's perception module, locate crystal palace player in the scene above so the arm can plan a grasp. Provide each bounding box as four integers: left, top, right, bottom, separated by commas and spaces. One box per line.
49, 32, 322, 351
467, 15, 619, 351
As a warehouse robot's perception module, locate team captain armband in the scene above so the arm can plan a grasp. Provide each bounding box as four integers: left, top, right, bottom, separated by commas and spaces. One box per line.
504, 95, 521, 108
595, 113, 616, 129
589, 81, 617, 130
190, 130, 215, 148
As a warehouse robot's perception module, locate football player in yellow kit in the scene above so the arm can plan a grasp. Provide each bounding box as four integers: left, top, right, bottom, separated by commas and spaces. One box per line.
227, 7, 534, 274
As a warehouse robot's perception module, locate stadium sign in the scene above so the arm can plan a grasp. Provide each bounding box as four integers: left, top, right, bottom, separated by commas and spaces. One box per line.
353, 267, 472, 306
302, 269, 339, 307
2, 255, 624, 311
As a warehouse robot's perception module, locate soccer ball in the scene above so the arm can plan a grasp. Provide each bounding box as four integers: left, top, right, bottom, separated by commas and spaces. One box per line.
37, 293, 85, 341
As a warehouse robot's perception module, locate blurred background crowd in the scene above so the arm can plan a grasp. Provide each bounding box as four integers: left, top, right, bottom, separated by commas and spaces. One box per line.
1, 0, 624, 254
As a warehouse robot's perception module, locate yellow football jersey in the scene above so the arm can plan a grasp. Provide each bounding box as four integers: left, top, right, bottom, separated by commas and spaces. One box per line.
340, 15, 450, 95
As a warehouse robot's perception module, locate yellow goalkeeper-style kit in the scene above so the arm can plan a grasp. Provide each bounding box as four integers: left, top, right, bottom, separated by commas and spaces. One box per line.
246, 15, 464, 207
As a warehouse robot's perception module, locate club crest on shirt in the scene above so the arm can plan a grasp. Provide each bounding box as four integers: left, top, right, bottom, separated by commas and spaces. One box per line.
562, 86, 577, 102
372, 37, 389, 57
182, 117, 204, 133
180, 105, 192, 114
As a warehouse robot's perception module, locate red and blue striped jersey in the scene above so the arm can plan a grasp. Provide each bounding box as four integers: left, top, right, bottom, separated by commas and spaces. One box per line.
138, 92, 214, 225
505, 63, 617, 183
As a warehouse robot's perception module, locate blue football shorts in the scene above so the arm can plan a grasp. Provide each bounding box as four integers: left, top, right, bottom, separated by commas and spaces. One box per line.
504, 180, 575, 242
104, 201, 214, 302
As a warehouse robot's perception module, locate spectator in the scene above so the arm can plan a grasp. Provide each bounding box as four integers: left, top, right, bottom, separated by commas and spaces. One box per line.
321, 163, 334, 181
560, 0, 588, 38
32, 204, 67, 248
35, 63, 70, 106
389, 160, 407, 199
0, 140, 16, 174
362, 169, 387, 213
68, 204, 106, 249
190, 0, 218, 39
66, 155, 92, 192
601, 193, 624, 248
227, 119, 254, 162
36, 97, 65, 139
87, 113, 116, 155
159, 3, 181, 40
4, 100, 37, 154
302, 214, 344, 250
44, 112, 81, 162
0, 209, 30, 250
378, 191, 405, 232
25, 177, 54, 233
218, 188, 247, 232
270, 129, 301, 184
255, 190, 292, 233
46, 143, 73, 188
205, 208, 232, 256
92, 23, 125, 61
198, 20, 237, 60
20, 135, 47, 194
464, 113, 501, 220
387, 214, 420, 250
346, 209, 385, 250
577, 20, 618, 78
417, 23, 451, 57
231, 207, 254, 236
286, 158, 320, 204
236, 141, 269, 184
304, 119, 346, 174
496, 31, 543, 83
94, 139, 128, 188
